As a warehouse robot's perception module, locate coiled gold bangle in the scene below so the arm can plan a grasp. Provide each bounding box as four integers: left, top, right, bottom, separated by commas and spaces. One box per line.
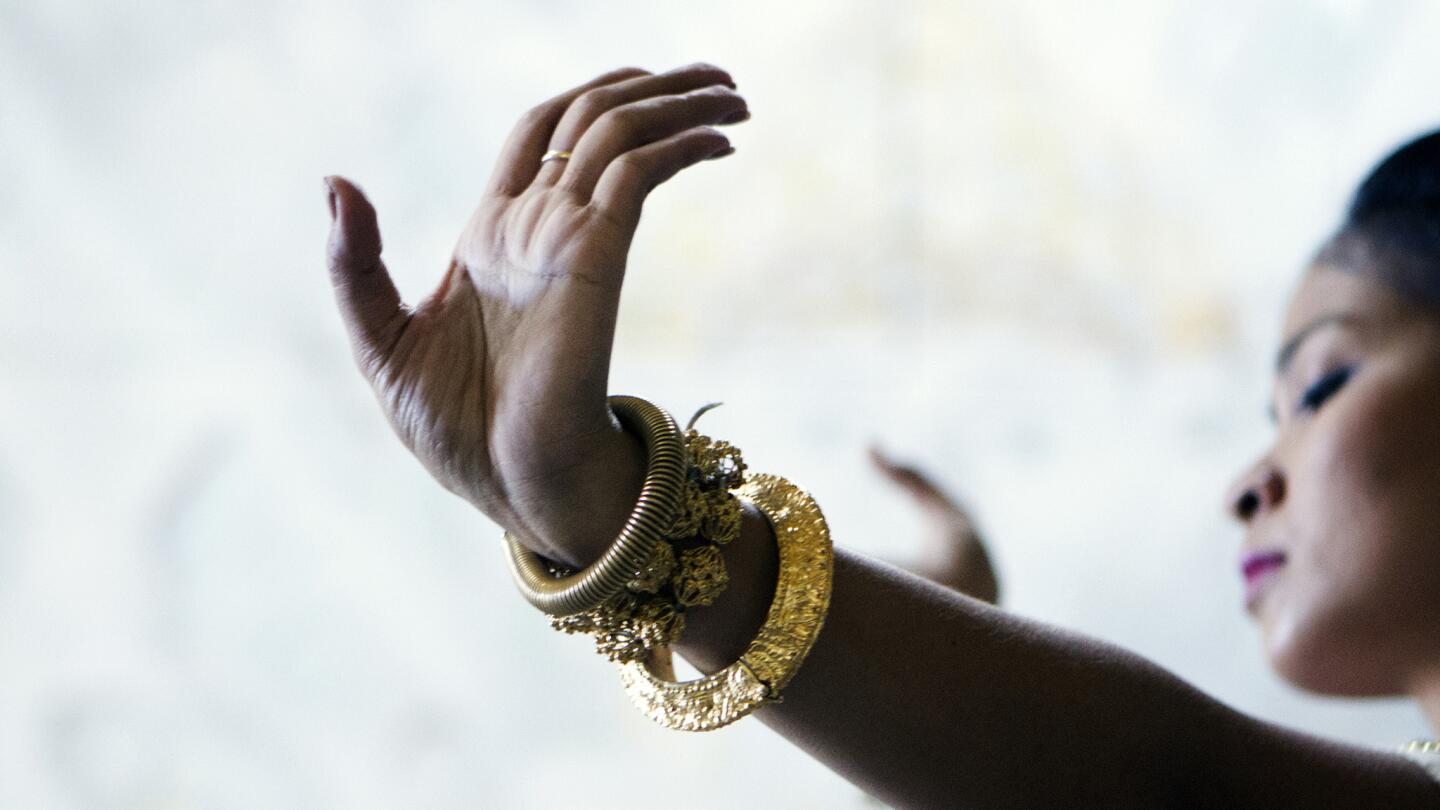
618, 473, 834, 731
502, 395, 686, 616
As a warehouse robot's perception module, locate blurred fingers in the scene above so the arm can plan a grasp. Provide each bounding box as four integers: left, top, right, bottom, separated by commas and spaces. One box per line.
869, 446, 948, 504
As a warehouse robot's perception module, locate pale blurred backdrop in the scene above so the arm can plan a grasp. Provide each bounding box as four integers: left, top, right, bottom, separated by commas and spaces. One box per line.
4, 1, 1440, 807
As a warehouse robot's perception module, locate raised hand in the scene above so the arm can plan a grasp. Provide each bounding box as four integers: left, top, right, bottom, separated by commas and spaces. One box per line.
869, 447, 1000, 603
324, 64, 747, 566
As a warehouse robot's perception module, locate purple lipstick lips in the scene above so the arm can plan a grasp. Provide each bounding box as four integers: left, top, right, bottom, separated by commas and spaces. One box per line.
1241, 550, 1287, 608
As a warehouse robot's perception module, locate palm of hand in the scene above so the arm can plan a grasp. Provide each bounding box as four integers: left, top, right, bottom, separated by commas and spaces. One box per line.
372, 194, 632, 541
324, 64, 744, 563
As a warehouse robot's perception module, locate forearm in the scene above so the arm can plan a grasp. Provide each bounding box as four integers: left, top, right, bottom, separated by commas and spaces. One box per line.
512, 426, 1432, 805
675, 510, 1438, 808
678, 520, 1194, 807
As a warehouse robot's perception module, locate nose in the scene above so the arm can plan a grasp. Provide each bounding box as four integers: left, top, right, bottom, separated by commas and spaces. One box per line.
1225, 459, 1286, 523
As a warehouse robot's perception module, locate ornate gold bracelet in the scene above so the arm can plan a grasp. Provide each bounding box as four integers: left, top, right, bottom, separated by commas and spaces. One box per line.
546, 421, 747, 663
502, 395, 686, 616
618, 473, 834, 731
502, 396, 833, 731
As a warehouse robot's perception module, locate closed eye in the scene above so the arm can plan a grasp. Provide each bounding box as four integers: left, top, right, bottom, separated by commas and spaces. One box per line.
1299, 366, 1354, 413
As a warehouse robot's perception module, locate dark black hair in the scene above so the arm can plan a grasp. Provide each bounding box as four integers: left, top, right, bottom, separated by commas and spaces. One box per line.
1318, 129, 1440, 309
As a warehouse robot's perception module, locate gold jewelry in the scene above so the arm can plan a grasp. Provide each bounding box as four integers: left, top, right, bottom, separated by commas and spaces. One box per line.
540, 149, 573, 164
545, 419, 746, 663
618, 473, 834, 731
502, 395, 685, 616
626, 541, 677, 594
1400, 740, 1440, 783
551, 590, 688, 663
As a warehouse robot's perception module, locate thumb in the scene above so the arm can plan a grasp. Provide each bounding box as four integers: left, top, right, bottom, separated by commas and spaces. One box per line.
325, 176, 408, 372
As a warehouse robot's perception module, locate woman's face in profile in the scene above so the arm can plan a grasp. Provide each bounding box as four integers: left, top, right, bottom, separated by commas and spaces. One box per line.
1228, 263, 1440, 697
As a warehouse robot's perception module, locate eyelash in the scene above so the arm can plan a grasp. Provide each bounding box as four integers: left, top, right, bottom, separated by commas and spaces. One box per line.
1299, 366, 1354, 413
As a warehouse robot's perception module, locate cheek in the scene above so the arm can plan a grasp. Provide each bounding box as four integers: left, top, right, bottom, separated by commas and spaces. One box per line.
1330, 367, 1440, 544
1309, 357, 1440, 550
1273, 365, 1440, 692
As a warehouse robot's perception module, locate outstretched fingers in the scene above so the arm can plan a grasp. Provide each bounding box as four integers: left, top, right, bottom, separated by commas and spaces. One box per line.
589, 126, 735, 226
486, 67, 652, 197
325, 176, 410, 375
533, 62, 737, 187
558, 85, 747, 198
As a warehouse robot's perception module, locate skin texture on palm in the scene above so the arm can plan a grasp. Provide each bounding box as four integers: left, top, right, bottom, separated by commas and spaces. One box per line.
325, 66, 1440, 807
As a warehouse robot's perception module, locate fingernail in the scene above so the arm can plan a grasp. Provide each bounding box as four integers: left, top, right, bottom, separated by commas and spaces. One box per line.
707, 146, 736, 160
324, 176, 337, 221
721, 109, 751, 125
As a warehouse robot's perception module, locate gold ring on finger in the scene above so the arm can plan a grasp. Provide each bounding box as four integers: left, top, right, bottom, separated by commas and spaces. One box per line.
540, 149, 573, 165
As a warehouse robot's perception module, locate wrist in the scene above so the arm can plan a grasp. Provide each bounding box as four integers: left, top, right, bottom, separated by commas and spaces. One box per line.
510, 420, 648, 569
672, 501, 779, 673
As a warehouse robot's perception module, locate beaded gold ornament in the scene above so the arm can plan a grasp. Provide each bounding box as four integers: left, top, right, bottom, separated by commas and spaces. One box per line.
619, 473, 834, 731
507, 397, 834, 732
503, 396, 686, 616
539, 407, 746, 664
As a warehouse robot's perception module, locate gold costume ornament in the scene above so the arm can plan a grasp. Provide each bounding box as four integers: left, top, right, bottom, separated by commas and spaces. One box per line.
620, 473, 834, 732
506, 397, 832, 729
503, 395, 686, 616
674, 545, 729, 607
515, 399, 748, 664
700, 491, 743, 545
626, 542, 677, 594
541, 429, 743, 657
1401, 740, 1440, 783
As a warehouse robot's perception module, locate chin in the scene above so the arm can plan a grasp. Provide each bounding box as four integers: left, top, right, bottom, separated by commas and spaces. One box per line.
1263, 609, 1410, 698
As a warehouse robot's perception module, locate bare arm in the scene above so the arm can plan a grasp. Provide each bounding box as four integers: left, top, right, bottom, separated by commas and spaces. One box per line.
322, 65, 1440, 809
675, 507, 1439, 808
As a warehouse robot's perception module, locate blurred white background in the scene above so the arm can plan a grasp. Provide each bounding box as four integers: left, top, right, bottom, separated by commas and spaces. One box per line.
4, 0, 1440, 807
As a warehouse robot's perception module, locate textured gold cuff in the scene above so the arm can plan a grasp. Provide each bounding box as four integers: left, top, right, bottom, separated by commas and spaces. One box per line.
545, 420, 746, 663
502, 395, 686, 616
618, 473, 834, 731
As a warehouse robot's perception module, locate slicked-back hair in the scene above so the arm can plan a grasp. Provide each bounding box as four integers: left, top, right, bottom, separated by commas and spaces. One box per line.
1317, 130, 1440, 310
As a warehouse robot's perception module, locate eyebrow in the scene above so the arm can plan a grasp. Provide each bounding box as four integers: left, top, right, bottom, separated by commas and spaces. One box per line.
1274, 313, 1354, 375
